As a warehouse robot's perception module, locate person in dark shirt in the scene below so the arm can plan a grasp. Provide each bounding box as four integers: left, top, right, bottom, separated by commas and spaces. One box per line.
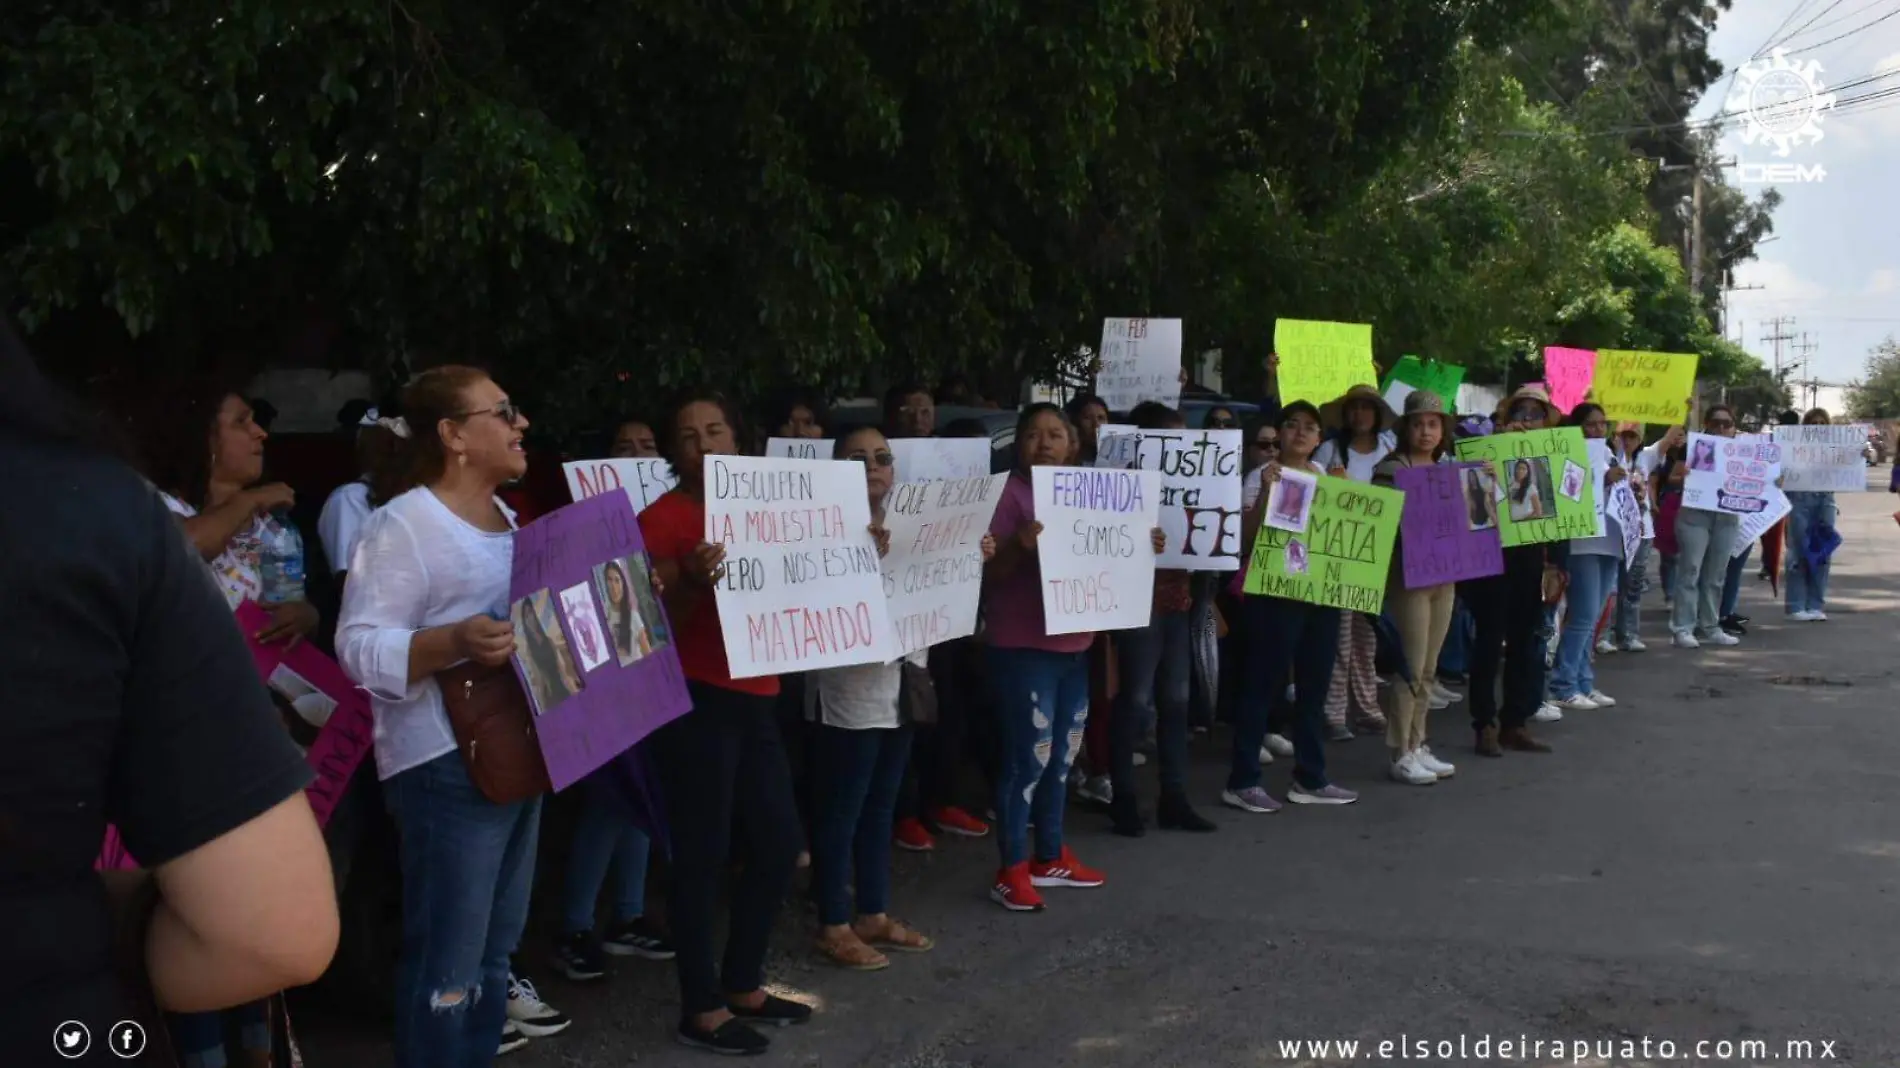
0, 325, 337, 1065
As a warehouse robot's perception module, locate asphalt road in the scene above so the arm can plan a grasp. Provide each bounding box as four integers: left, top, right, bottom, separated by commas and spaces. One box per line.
298, 472, 1900, 1068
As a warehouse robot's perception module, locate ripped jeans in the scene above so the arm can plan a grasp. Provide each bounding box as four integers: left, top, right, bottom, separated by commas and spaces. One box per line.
986, 646, 1090, 868
384, 751, 541, 1068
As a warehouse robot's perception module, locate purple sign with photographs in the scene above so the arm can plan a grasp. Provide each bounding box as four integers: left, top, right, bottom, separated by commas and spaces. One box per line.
1395, 463, 1505, 588
509, 489, 692, 790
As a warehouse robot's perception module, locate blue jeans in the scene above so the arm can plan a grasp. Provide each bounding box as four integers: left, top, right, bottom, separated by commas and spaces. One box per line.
384, 752, 541, 1068
561, 780, 651, 935
1230, 597, 1338, 792
1437, 599, 1472, 676
1614, 540, 1649, 644
1721, 544, 1751, 619
812, 723, 912, 925
1111, 610, 1192, 801
1785, 492, 1837, 614
1551, 553, 1618, 698
168, 1002, 270, 1068
986, 646, 1090, 867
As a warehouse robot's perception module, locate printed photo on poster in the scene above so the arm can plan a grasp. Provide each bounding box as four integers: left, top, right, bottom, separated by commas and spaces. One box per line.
512, 590, 583, 715
1558, 459, 1587, 503
1285, 539, 1309, 576
266, 663, 338, 729
1504, 457, 1556, 522
1689, 437, 1717, 472
592, 555, 663, 666
559, 582, 612, 673
1463, 467, 1499, 532
1265, 468, 1317, 533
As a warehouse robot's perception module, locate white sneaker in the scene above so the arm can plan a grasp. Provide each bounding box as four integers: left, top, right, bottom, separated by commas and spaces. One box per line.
1532, 703, 1564, 724
1428, 691, 1452, 711
1429, 683, 1463, 705
1619, 637, 1648, 652
1554, 693, 1599, 712
1787, 610, 1819, 622
498, 1023, 530, 1056
1586, 690, 1617, 708
1595, 637, 1617, 655
507, 975, 572, 1038
1077, 774, 1113, 805
1414, 746, 1456, 779
1389, 752, 1437, 785
1701, 630, 1741, 646
1813, 611, 1828, 621
1672, 631, 1700, 649
1257, 743, 1275, 764
1265, 733, 1295, 757
1132, 752, 1149, 767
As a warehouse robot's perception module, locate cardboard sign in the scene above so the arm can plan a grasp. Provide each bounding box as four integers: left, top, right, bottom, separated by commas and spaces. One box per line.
510, 491, 692, 790
766, 437, 834, 460
1773, 425, 1868, 492
1275, 319, 1377, 406
1090, 427, 1243, 571
563, 457, 678, 515
1394, 463, 1504, 588
1593, 350, 1699, 425
1097, 317, 1185, 413
1543, 347, 1597, 414
1382, 356, 1465, 412
881, 474, 1008, 656
1682, 433, 1782, 515
891, 437, 992, 483
1455, 428, 1597, 546
705, 455, 897, 677
1033, 466, 1162, 635
1734, 485, 1792, 555
1242, 475, 1402, 612
1608, 481, 1644, 564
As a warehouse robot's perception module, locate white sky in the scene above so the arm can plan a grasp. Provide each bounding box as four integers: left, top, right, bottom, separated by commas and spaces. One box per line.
1691, 0, 1900, 411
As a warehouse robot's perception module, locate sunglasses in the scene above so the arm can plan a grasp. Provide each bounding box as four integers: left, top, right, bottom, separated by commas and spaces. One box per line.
1705, 419, 1734, 430
1252, 438, 1280, 450
1508, 404, 1545, 421
849, 450, 896, 469
1207, 417, 1236, 428
458, 400, 524, 425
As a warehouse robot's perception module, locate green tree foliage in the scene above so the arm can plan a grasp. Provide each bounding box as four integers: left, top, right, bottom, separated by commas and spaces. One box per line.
1846, 339, 1900, 421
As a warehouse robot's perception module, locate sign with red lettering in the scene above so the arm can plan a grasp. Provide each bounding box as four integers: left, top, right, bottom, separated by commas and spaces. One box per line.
563, 457, 677, 514
880, 474, 1008, 657
1033, 466, 1162, 635
705, 455, 899, 677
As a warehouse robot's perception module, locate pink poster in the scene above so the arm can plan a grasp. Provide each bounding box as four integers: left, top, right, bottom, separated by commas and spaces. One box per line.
1543, 347, 1598, 414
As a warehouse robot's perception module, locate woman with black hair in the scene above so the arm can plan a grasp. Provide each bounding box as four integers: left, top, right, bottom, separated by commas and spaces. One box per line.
760, 387, 829, 444
1065, 393, 1110, 463
1669, 405, 1743, 648
1548, 403, 1627, 713
1314, 385, 1398, 740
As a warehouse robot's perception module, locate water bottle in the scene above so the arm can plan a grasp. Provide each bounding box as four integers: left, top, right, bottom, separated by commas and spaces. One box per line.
258, 510, 308, 605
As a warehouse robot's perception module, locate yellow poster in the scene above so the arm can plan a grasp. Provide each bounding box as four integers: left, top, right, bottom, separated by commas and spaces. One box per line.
1593, 350, 1698, 425
1275, 319, 1377, 407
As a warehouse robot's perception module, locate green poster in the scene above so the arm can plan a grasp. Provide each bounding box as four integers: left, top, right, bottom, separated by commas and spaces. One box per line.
1382, 355, 1465, 409
1243, 475, 1402, 612
1274, 319, 1377, 406
1454, 428, 1596, 547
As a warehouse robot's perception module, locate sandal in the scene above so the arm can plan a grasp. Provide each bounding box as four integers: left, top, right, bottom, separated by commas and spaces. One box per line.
853, 917, 935, 954
816, 930, 888, 971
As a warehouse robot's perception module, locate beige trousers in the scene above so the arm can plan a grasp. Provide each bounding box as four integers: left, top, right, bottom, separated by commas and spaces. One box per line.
1383, 582, 1456, 751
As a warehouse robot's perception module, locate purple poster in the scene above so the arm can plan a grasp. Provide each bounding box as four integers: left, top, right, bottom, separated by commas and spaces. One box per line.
1395, 463, 1504, 589
509, 490, 692, 790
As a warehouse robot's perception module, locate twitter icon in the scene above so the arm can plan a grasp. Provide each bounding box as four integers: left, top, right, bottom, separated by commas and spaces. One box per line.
54, 1020, 92, 1059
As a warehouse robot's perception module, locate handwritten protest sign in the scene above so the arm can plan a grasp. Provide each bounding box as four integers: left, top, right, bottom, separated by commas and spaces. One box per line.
1733, 485, 1792, 556
881, 474, 1008, 656
767, 437, 834, 460
1394, 463, 1504, 588
706, 455, 897, 677
1543, 347, 1597, 414
1275, 319, 1377, 406
564, 457, 678, 515
1033, 466, 1162, 635
1089, 427, 1243, 571
1097, 317, 1184, 412
1682, 433, 1782, 515
891, 437, 992, 483
1243, 475, 1401, 611
1381, 356, 1465, 413
1773, 425, 1868, 492
1455, 428, 1597, 546
1608, 481, 1643, 564
1587, 439, 1612, 539
511, 491, 692, 790
1594, 350, 1698, 425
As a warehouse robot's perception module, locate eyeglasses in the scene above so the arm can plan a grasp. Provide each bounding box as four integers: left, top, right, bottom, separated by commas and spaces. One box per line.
1705, 419, 1734, 430
849, 451, 895, 469
1252, 438, 1279, 450
1207, 417, 1236, 428
1509, 404, 1545, 421
458, 400, 524, 425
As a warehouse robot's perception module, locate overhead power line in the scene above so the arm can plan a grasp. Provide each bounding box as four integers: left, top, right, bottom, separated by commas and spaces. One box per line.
1781, 5, 1900, 57
1765, 0, 1857, 53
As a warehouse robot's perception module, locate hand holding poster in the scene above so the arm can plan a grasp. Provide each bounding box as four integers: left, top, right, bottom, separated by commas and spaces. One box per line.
1774, 425, 1868, 492
891, 437, 992, 483
1243, 475, 1401, 611
1394, 463, 1504, 588
564, 457, 678, 514
1455, 428, 1597, 546
1381, 356, 1465, 413
1543, 347, 1597, 414
1097, 317, 1185, 412
1682, 433, 1782, 515
1275, 319, 1377, 406
705, 455, 898, 676
766, 437, 834, 460
1033, 466, 1162, 635
1085, 427, 1242, 570
1593, 350, 1698, 425
881, 474, 1008, 656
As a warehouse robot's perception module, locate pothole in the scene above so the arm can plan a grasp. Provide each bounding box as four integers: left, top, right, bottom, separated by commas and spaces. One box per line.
1768, 674, 1855, 687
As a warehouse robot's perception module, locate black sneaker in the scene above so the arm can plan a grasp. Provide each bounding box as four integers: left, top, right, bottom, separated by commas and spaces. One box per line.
1720, 614, 1748, 636
728, 994, 813, 1028
555, 930, 608, 981
676, 1018, 769, 1056
602, 917, 677, 960
498, 1022, 530, 1056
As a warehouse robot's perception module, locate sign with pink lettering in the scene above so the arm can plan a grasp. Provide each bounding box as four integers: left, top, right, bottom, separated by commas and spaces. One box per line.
880, 474, 1008, 657
1682, 433, 1783, 515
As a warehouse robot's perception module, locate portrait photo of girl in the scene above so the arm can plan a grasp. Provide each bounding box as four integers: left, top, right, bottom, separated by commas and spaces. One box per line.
511, 588, 584, 714
592, 556, 657, 666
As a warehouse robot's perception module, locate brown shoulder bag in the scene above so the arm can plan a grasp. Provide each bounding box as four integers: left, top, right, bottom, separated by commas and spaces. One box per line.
435, 660, 552, 804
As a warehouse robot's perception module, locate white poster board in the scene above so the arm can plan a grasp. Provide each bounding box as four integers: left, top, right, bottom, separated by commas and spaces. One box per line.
1608, 481, 1643, 563
704, 455, 897, 677
563, 457, 678, 514
1733, 485, 1793, 557
890, 437, 992, 483
1096, 318, 1184, 413
1587, 439, 1612, 538
1032, 466, 1161, 635
1773, 425, 1867, 492
1089, 427, 1242, 570
766, 437, 834, 460
1682, 433, 1782, 515
880, 474, 1008, 656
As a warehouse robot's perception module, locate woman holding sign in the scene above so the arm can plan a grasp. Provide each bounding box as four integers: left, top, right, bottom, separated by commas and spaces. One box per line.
638, 393, 809, 1055
1315, 385, 1398, 740
1784, 408, 1839, 621
1669, 406, 1743, 649
1548, 404, 1626, 712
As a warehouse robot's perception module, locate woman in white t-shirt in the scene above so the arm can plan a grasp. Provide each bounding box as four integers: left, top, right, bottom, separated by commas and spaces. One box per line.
317, 408, 406, 581
1313, 385, 1398, 739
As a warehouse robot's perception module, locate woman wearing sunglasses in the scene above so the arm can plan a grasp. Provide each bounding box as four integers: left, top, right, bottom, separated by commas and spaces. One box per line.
1669, 405, 1743, 648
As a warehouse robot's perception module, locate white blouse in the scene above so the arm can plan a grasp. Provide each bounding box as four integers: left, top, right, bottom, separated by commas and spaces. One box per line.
337, 486, 517, 781
318, 480, 374, 575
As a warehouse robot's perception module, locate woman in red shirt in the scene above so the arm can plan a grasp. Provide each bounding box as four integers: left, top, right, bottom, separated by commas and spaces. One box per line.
638, 393, 808, 1057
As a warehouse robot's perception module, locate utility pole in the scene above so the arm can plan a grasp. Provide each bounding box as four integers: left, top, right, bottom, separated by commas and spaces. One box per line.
1690, 171, 1706, 295
1761, 317, 1798, 378
1721, 283, 1763, 342
1792, 334, 1820, 408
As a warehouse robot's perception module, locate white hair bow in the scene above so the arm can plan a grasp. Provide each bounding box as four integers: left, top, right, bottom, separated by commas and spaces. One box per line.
377, 415, 411, 439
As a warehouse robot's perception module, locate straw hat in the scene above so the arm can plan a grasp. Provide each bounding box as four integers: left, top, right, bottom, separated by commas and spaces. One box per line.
1492, 383, 1561, 427
1319, 383, 1397, 432
1397, 389, 1456, 441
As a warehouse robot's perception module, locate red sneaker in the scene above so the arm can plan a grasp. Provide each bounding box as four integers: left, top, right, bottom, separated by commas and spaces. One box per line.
1029, 846, 1105, 888
893, 817, 935, 852
990, 863, 1045, 912
928, 806, 990, 838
